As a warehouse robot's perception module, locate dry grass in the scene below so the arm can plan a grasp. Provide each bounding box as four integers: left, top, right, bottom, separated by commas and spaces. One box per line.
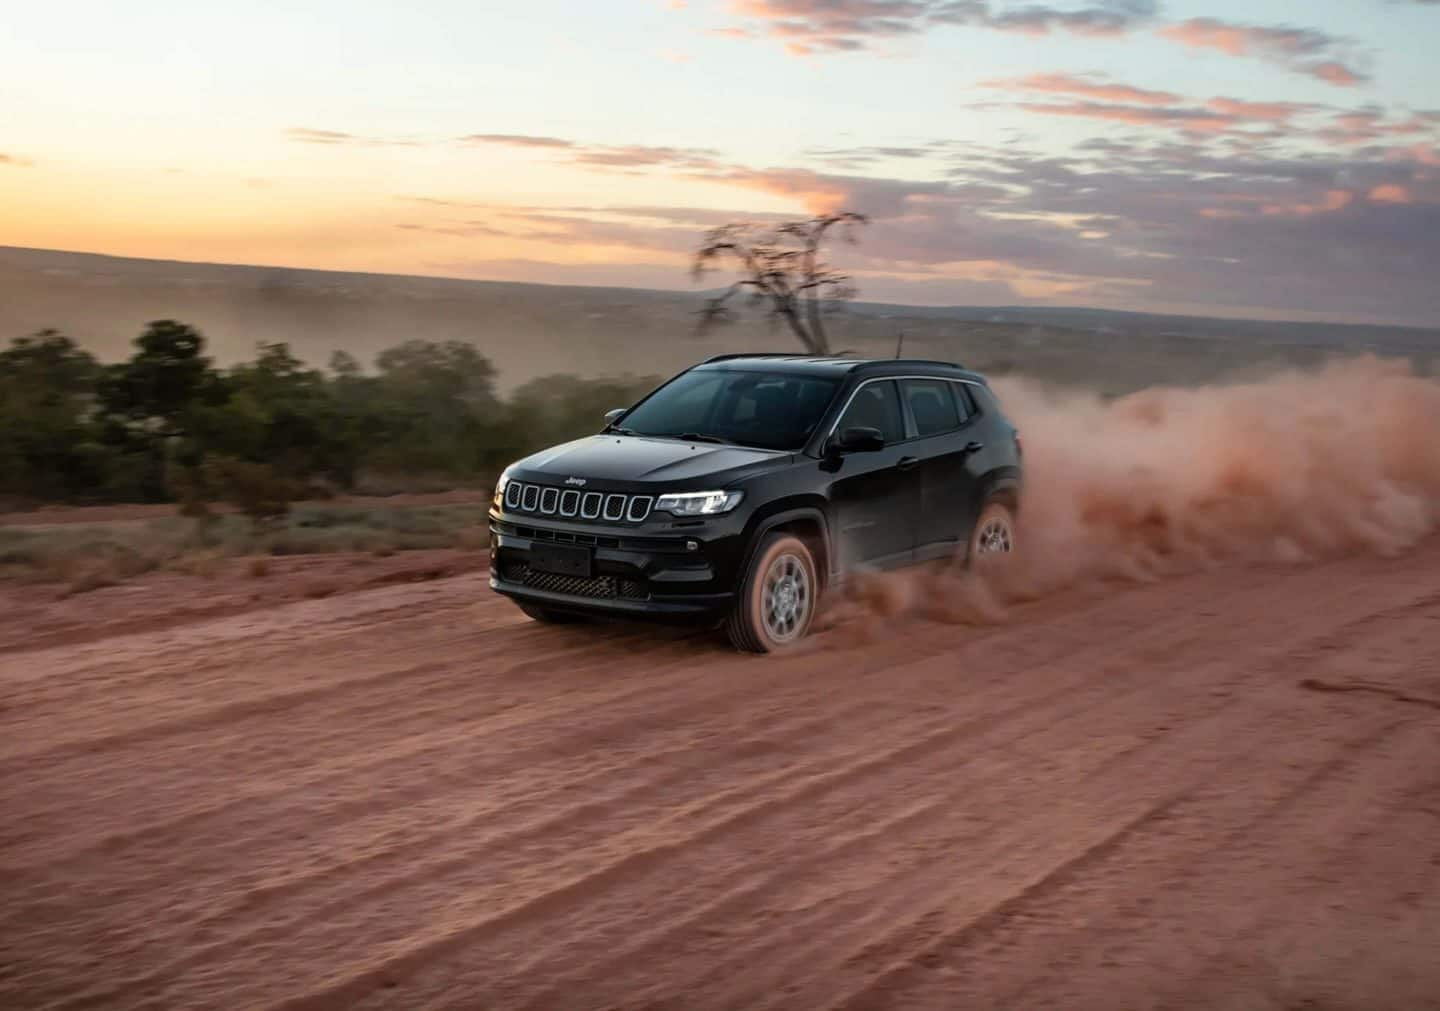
0, 501, 490, 589
168, 550, 226, 580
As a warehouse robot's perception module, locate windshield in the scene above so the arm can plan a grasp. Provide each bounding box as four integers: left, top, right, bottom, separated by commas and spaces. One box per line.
616, 369, 841, 451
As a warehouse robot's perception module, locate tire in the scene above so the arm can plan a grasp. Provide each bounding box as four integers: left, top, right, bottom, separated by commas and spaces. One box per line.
517, 602, 582, 624
726, 532, 818, 653
967, 498, 1017, 567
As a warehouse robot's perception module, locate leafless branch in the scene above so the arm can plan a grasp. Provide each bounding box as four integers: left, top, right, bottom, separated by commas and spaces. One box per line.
689, 212, 869, 355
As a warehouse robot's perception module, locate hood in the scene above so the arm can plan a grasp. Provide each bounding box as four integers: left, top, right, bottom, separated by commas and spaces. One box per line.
512, 434, 791, 488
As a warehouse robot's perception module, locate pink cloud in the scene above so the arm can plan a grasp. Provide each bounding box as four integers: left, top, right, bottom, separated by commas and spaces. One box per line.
982, 73, 1179, 107
1404, 144, 1440, 167
461, 134, 575, 149
721, 0, 1159, 56
1262, 189, 1354, 217
1160, 18, 1257, 55
1012, 101, 1235, 134
1369, 184, 1412, 205
1309, 61, 1363, 87
1318, 109, 1439, 146
1158, 18, 1367, 86
284, 126, 420, 147
1204, 97, 1307, 123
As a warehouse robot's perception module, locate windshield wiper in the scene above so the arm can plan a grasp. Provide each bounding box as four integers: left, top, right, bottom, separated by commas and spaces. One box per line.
675, 432, 734, 445
603, 425, 638, 436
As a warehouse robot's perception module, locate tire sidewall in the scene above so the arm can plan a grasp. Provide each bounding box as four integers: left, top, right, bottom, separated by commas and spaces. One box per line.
739, 533, 817, 652
968, 500, 1016, 565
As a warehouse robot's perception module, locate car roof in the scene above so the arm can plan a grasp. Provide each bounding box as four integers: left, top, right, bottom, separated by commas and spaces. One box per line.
694, 353, 987, 384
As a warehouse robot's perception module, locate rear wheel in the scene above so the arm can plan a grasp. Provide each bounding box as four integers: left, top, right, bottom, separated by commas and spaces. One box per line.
726, 532, 818, 653
517, 602, 583, 624
967, 499, 1016, 566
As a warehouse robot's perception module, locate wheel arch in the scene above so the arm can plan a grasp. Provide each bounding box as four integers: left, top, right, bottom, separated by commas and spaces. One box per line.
973, 465, 1022, 517
739, 498, 833, 590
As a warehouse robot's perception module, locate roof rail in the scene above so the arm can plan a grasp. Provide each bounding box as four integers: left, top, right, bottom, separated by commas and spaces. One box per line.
699, 352, 970, 370
855, 357, 967, 370
701, 352, 813, 363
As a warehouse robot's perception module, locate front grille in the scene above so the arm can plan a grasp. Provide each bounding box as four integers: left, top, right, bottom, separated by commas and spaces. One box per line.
511, 524, 621, 549
500, 560, 647, 600
504, 481, 652, 524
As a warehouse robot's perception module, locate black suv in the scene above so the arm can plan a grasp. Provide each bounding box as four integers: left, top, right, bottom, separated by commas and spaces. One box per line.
488, 353, 1022, 652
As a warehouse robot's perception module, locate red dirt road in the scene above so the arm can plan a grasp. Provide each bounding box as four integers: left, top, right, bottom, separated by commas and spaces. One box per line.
3, 544, 1440, 1010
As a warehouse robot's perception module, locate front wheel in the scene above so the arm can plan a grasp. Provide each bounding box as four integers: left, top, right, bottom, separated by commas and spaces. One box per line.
726, 533, 818, 653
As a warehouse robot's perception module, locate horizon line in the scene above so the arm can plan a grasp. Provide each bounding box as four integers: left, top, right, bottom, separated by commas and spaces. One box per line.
3, 243, 1435, 336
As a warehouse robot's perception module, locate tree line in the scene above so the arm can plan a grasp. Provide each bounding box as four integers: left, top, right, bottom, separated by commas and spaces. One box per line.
0, 321, 661, 510
1, 212, 869, 511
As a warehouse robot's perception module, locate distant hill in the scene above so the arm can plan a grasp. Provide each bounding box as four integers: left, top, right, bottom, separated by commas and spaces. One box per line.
3, 246, 1434, 394
846, 301, 1440, 354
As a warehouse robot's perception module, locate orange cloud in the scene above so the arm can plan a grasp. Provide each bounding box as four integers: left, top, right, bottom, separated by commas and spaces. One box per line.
698, 167, 854, 213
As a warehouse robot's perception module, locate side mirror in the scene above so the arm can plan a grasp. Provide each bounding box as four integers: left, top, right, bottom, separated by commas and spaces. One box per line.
603, 408, 627, 425
832, 426, 885, 454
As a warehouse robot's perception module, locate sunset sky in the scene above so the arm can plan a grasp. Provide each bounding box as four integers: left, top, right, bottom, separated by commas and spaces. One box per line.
3, 0, 1438, 325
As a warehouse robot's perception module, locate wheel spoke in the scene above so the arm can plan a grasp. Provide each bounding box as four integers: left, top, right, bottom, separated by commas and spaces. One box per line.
760, 551, 810, 643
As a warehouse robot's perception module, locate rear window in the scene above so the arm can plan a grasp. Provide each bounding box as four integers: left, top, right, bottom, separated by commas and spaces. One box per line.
902, 379, 962, 437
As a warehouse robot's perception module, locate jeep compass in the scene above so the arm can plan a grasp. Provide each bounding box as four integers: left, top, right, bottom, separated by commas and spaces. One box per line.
488, 353, 1023, 652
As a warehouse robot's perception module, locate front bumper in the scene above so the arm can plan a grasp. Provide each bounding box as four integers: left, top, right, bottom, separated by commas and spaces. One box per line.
487, 510, 741, 623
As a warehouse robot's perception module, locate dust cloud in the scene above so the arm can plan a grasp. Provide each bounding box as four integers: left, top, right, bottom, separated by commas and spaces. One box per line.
826, 355, 1440, 632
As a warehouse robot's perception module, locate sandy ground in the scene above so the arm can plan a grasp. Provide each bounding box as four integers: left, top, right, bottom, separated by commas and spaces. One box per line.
0, 491, 492, 530
2, 543, 1439, 1010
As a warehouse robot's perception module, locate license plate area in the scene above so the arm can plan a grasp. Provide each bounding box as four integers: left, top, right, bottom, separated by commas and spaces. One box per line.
529, 542, 593, 578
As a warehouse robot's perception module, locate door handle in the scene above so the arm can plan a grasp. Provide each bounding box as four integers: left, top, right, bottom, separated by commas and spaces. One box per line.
962, 441, 984, 455
896, 456, 920, 471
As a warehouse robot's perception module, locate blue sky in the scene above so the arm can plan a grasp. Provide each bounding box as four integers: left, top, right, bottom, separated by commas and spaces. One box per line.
3, 0, 1438, 324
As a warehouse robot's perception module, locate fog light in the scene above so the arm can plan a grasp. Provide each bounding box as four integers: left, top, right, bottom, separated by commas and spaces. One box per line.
686, 539, 699, 552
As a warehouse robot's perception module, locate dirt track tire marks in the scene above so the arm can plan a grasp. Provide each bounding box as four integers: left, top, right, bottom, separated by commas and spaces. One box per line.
3, 540, 1440, 1009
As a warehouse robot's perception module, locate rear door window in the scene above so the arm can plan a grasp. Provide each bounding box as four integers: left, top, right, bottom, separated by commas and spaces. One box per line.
902, 379, 962, 437
953, 382, 977, 420
836, 380, 905, 444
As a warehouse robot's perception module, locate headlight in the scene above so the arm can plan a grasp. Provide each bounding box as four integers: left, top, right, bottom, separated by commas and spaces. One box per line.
492, 466, 515, 507
654, 490, 744, 516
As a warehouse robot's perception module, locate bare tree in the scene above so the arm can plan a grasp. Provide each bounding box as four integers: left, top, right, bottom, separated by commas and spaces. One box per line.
691, 212, 868, 355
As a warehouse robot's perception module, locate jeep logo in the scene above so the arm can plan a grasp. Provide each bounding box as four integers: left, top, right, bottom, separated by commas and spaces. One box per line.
564, 477, 587, 487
